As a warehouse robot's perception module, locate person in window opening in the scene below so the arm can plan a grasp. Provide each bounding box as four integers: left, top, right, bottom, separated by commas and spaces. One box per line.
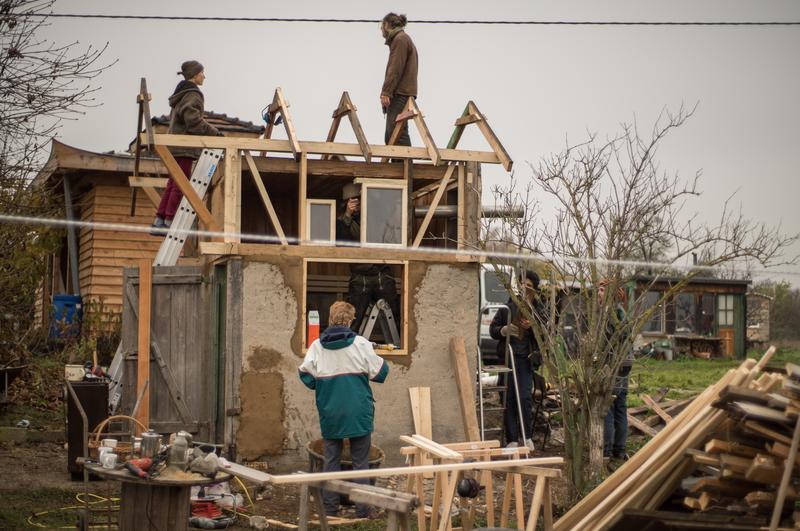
151, 60, 223, 233
489, 270, 545, 451
298, 301, 389, 518
380, 12, 418, 147
336, 183, 401, 336
599, 279, 634, 463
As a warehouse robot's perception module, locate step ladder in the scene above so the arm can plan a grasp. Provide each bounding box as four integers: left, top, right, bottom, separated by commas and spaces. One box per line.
476, 304, 527, 443
358, 298, 400, 346
108, 148, 223, 413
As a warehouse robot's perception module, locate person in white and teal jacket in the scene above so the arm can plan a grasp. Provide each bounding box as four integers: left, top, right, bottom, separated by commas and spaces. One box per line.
298, 301, 389, 517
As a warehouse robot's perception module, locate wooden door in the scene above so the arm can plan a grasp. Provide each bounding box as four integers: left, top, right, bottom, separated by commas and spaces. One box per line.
717, 294, 735, 358
120, 266, 216, 440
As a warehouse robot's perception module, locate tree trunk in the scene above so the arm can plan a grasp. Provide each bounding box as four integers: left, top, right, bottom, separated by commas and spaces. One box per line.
586, 400, 607, 488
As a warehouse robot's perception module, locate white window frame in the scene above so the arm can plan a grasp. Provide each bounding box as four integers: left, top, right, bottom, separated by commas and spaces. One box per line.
305, 199, 337, 245
354, 178, 408, 248
718, 294, 734, 327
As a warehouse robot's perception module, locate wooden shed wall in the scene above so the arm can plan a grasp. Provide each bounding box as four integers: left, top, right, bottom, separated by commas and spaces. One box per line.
78, 184, 161, 320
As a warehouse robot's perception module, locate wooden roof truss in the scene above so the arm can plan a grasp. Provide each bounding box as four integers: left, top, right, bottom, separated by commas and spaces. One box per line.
321, 91, 371, 163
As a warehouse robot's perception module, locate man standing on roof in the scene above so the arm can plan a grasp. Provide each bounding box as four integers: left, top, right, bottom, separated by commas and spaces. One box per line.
380, 13, 418, 147
152, 60, 222, 233
299, 301, 389, 518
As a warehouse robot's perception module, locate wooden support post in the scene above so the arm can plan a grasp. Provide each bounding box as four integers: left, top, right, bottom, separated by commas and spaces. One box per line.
514, 473, 525, 530
449, 336, 481, 442
409, 387, 434, 475
136, 259, 151, 434
437, 471, 459, 531
457, 162, 465, 250
525, 477, 546, 531
483, 468, 495, 527
430, 468, 442, 531
312, 487, 329, 531
500, 472, 513, 528
298, 152, 307, 243
223, 148, 241, 243
298, 484, 309, 531
413, 164, 457, 248
405, 160, 414, 245
244, 152, 287, 244
153, 145, 221, 232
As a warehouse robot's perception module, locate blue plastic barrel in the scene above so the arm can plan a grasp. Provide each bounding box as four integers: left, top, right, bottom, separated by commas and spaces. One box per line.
49, 294, 83, 338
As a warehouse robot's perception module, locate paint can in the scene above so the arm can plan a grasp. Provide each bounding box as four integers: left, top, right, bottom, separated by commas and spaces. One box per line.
307, 311, 320, 344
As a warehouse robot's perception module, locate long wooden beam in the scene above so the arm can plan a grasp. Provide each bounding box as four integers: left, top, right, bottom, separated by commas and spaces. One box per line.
153, 145, 221, 232
268, 457, 564, 485
199, 241, 482, 263
145, 134, 502, 165
250, 156, 448, 181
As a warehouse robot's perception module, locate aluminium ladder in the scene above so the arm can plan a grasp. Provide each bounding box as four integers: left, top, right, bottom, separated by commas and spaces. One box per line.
108, 148, 223, 413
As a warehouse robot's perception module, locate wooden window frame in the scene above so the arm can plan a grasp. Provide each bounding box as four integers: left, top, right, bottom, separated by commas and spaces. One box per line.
641, 290, 665, 335
718, 294, 734, 327
305, 199, 337, 245
301, 257, 410, 356
354, 178, 408, 248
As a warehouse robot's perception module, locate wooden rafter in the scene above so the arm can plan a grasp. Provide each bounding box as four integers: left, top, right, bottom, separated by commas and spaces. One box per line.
381, 97, 441, 165
130, 78, 156, 216
322, 92, 372, 163
153, 145, 221, 232
264, 87, 301, 161
447, 101, 513, 171
412, 163, 457, 248
244, 152, 287, 245
128, 176, 163, 208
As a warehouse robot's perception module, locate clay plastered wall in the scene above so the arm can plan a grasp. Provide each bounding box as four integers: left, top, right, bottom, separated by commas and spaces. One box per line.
238, 258, 478, 470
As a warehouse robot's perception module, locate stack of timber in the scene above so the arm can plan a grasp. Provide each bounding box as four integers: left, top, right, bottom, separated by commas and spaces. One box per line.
554, 346, 800, 531
626, 388, 695, 438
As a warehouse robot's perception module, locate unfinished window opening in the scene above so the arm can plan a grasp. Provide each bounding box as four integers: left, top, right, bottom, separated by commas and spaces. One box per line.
306, 199, 336, 244
699, 293, 715, 336
302, 259, 408, 355
355, 179, 407, 247
641, 290, 664, 334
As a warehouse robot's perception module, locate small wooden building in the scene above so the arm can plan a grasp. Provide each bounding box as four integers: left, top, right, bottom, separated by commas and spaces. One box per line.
631, 275, 751, 358
32, 113, 265, 330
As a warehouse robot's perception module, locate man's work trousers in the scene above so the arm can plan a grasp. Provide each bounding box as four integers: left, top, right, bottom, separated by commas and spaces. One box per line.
504, 355, 535, 445
156, 156, 194, 220
348, 271, 399, 335
603, 365, 631, 457
322, 434, 372, 517
384, 95, 412, 147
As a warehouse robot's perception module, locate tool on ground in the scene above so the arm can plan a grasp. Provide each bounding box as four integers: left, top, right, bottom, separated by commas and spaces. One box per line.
457, 476, 483, 498
358, 298, 400, 345
124, 459, 150, 479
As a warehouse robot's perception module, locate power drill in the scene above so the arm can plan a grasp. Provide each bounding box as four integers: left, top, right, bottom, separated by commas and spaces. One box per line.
124, 457, 153, 479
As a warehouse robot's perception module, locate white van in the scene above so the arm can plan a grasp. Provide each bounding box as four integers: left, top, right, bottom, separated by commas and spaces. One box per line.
479, 264, 514, 363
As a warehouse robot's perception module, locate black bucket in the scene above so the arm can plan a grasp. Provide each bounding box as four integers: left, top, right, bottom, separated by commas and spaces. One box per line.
306, 439, 385, 504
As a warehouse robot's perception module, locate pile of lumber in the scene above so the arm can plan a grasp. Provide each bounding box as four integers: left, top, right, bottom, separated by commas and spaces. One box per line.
627, 387, 695, 437
555, 346, 800, 531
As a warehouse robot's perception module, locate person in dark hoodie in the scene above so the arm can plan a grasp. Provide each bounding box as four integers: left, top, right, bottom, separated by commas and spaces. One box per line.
380, 13, 418, 146
298, 301, 389, 518
151, 60, 221, 232
489, 270, 545, 450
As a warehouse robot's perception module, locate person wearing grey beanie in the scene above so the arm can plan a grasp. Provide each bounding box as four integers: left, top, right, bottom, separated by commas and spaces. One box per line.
152, 60, 222, 233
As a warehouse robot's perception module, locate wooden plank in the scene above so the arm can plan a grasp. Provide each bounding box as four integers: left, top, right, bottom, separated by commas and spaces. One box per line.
147, 133, 502, 165
500, 473, 512, 528
526, 476, 545, 531
153, 145, 220, 231
467, 102, 513, 172
198, 242, 482, 264
343, 92, 371, 163
413, 164, 457, 248
457, 163, 465, 250
136, 260, 151, 434
771, 413, 800, 530
140, 186, 162, 208
129, 176, 168, 188
400, 435, 462, 460
449, 336, 481, 441
455, 114, 482, 127
244, 152, 287, 244
269, 457, 563, 485
223, 148, 242, 243
298, 152, 307, 243
447, 104, 470, 150
705, 438, 761, 458
514, 473, 525, 530
408, 387, 434, 475
437, 472, 459, 531
627, 413, 659, 437
743, 420, 792, 445
409, 98, 441, 166
642, 394, 673, 423
275, 87, 302, 160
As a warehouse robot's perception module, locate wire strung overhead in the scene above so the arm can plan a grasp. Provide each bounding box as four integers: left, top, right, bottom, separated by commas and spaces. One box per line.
16, 13, 800, 26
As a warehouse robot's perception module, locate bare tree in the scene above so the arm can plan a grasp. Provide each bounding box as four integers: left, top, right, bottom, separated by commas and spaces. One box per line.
0, 0, 113, 358
479, 106, 798, 497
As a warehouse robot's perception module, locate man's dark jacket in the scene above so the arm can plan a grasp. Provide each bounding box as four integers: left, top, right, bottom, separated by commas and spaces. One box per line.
167, 80, 220, 159
489, 298, 544, 368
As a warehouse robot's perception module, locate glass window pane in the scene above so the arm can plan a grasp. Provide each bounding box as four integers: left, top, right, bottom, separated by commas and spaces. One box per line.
675, 293, 696, 334
699, 294, 715, 335
309, 203, 332, 241
366, 188, 403, 244
483, 270, 510, 304
641, 291, 662, 333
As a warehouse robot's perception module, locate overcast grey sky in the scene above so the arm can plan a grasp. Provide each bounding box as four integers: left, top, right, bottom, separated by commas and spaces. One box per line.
40, 0, 800, 281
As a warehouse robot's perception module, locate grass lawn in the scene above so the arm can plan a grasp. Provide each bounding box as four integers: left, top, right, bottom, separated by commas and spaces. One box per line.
628, 347, 800, 408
